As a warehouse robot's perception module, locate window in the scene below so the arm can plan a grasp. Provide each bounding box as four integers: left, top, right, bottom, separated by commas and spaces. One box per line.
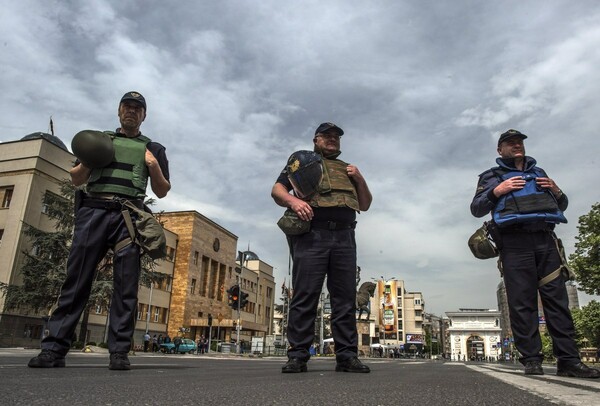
166, 246, 176, 261
191, 278, 196, 294
95, 304, 102, 314
154, 307, 160, 322
1, 187, 14, 208
137, 303, 143, 320
0, 229, 4, 247
414, 299, 422, 306
193, 251, 199, 265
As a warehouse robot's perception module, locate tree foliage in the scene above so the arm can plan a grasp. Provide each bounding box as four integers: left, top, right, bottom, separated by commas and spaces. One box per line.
569, 202, 600, 295
571, 300, 600, 348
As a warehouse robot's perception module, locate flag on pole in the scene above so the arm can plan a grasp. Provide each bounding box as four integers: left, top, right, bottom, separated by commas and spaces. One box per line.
49, 116, 54, 136
281, 279, 286, 296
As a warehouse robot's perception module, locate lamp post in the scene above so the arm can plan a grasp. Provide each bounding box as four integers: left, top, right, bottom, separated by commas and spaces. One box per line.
145, 283, 153, 333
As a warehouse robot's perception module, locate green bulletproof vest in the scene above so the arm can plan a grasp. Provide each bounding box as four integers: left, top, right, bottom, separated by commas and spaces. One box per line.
309, 158, 360, 211
87, 132, 150, 198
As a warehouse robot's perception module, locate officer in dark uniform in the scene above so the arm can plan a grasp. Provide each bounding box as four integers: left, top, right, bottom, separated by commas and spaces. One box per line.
28, 91, 171, 371
271, 122, 372, 373
471, 129, 599, 378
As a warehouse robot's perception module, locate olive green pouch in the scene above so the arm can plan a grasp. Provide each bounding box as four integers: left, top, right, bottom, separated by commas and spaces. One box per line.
277, 209, 310, 236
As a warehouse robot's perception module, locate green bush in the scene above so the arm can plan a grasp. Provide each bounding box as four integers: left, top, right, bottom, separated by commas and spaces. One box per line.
98, 342, 108, 348
71, 341, 84, 349
87, 341, 97, 346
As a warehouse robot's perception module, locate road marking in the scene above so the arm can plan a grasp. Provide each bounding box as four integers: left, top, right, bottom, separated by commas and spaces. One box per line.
466, 364, 600, 406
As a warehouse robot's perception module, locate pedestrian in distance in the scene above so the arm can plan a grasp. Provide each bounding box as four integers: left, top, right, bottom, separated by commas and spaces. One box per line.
174, 336, 182, 354
143, 332, 151, 353
272, 122, 372, 373
28, 91, 171, 371
470, 129, 599, 379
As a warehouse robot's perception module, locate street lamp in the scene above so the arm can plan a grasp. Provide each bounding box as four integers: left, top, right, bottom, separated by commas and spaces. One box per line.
145, 283, 154, 333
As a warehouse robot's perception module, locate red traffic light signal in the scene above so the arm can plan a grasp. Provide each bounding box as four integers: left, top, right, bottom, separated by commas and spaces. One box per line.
228, 285, 240, 309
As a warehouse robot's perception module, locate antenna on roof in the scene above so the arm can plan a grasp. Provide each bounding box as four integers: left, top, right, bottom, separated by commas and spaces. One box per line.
49, 116, 55, 136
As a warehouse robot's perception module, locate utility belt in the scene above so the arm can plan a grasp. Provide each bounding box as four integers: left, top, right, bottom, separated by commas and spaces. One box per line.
311, 220, 356, 231
499, 224, 553, 234
82, 196, 144, 211
78, 193, 166, 260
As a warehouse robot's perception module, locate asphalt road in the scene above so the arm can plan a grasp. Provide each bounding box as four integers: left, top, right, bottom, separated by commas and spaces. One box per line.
1, 349, 599, 405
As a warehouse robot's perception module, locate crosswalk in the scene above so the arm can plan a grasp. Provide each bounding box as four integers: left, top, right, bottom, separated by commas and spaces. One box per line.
464, 363, 600, 406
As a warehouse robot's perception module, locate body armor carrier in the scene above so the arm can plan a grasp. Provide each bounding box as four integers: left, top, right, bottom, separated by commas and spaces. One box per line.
309, 158, 360, 211
493, 167, 567, 227
87, 132, 150, 198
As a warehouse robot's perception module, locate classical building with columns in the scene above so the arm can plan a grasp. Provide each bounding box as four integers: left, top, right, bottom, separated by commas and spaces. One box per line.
446, 308, 502, 361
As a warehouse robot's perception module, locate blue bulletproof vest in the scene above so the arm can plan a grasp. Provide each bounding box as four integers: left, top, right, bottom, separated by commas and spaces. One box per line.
492, 167, 567, 227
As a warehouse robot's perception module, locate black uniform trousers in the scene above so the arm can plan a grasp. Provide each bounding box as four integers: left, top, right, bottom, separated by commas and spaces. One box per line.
42, 205, 141, 356
287, 227, 358, 362
500, 230, 580, 366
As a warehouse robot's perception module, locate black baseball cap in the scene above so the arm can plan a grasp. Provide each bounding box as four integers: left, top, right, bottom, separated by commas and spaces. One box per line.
315, 122, 344, 136
498, 129, 527, 146
120, 91, 146, 110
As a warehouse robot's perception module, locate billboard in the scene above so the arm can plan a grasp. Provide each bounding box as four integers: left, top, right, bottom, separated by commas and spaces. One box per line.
406, 334, 424, 343
378, 280, 397, 338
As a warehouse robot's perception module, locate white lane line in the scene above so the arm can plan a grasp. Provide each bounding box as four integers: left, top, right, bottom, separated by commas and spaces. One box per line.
465, 364, 600, 406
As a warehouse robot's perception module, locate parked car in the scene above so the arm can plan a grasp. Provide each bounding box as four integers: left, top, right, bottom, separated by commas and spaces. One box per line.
160, 338, 197, 354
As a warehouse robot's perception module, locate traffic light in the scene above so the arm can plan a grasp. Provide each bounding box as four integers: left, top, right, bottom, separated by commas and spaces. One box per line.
240, 291, 249, 308
207, 313, 213, 327
228, 285, 240, 310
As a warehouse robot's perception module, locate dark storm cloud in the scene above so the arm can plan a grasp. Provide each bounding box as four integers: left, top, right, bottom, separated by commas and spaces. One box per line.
1, 0, 599, 313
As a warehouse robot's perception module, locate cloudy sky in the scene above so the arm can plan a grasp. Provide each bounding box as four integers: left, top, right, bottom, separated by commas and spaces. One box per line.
2, 1, 599, 315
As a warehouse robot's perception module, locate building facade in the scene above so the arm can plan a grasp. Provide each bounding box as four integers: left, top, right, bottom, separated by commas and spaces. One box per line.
159, 211, 238, 343
365, 278, 425, 353
446, 308, 502, 361
158, 212, 276, 351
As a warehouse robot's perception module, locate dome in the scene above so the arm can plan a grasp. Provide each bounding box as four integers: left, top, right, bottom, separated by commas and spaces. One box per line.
21, 132, 68, 151
240, 250, 259, 261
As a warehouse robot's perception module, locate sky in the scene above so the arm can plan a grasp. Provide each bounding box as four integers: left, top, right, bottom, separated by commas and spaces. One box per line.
1, 1, 599, 315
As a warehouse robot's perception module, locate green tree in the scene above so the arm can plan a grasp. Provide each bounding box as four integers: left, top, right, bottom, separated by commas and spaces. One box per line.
569, 202, 600, 296
540, 330, 555, 362
571, 300, 600, 348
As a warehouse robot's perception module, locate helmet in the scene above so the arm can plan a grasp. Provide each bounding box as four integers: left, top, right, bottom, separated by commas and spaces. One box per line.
468, 222, 499, 260
286, 150, 323, 199
71, 130, 114, 168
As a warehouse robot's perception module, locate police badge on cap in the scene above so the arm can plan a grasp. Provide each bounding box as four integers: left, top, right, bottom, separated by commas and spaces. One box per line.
120, 91, 146, 110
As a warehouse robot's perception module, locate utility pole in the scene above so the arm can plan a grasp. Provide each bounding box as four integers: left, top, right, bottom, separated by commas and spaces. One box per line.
235, 251, 246, 354
319, 291, 324, 355
145, 283, 153, 333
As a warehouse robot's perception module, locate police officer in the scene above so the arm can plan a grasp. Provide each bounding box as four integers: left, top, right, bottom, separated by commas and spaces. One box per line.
28, 91, 171, 371
271, 122, 372, 373
471, 129, 599, 378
